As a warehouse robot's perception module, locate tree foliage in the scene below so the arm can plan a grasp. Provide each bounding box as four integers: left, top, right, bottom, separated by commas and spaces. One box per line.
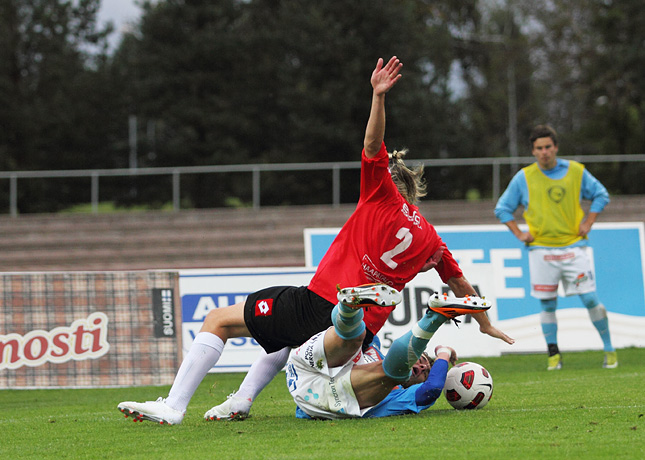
513, 0, 645, 192
1, 0, 113, 169
113, 0, 474, 205
1, 0, 644, 212
0, 0, 117, 211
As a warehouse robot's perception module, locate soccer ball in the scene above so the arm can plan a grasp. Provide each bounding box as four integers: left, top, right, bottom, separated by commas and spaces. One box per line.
444, 362, 493, 410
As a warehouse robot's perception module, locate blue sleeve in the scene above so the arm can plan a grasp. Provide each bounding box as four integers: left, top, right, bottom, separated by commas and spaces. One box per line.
581, 169, 610, 213
494, 170, 528, 223
362, 386, 430, 418
362, 359, 449, 418
414, 359, 448, 405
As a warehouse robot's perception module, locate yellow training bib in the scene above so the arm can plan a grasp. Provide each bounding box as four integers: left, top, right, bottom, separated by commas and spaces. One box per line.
523, 161, 585, 247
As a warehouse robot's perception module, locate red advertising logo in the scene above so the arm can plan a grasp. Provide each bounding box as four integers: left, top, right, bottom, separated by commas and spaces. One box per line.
255, 299, 273, 316
0, 312, 110, 370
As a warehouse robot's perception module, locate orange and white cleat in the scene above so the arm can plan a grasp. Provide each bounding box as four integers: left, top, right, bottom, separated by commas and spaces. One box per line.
428, 292, 491, 319
337, 284, 402, 309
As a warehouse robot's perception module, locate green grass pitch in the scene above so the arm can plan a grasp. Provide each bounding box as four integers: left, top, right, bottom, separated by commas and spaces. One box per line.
1, 348, 643, 460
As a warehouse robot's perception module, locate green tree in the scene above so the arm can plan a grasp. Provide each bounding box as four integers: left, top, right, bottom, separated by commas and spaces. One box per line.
582, 0, 645, 193
112, 0, 475, 206
433, 2, 540, 197
519, 0, 645, 194
0, 0, 114, 212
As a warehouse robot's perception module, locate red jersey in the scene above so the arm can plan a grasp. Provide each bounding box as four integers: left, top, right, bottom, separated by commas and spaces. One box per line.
308, 142, 462, 334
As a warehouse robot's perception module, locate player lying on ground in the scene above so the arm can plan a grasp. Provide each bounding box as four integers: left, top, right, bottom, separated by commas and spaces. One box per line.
116, 56, 513, 425
286, 284, 485, 419
202, 55, 514, 422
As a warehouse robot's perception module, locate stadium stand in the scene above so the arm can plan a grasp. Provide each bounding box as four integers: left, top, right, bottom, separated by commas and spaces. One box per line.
0, 196, 643, 272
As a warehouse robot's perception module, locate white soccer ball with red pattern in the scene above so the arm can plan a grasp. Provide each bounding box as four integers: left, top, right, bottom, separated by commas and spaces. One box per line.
444, 362, 493, 410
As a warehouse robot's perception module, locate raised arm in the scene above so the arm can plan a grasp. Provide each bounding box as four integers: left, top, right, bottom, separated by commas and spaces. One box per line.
364, 56, 403, 158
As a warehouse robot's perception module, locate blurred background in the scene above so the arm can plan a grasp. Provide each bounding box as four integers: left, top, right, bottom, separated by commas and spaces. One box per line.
1, 0, 644, 214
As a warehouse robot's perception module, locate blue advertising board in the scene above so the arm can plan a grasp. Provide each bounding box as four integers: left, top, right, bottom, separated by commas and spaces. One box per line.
176, 222, 645, 372
305, 223, 645, 321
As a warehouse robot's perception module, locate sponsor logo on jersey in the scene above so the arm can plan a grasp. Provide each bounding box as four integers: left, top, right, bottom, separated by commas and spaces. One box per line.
363, 345, 383, 363
547, 185, 566, 203
255, 298, 273, 316
328, 377, 342, 409
401, 203, 423, 229
286, 363, 298, 392
362, 254, 394, 286
304, 342, 315, 367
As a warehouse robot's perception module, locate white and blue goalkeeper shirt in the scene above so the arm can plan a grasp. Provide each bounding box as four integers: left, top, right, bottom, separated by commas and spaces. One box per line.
294, 358, 449, 419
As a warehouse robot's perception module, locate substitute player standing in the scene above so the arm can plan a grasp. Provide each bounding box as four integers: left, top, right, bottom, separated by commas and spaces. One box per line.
494, 124, 617, 370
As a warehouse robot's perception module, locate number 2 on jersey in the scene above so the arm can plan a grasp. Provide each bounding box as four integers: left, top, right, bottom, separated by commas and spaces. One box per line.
380, 227, 412, 269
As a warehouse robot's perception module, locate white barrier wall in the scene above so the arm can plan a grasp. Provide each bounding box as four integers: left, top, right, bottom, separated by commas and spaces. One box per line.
179, 268, 315, 372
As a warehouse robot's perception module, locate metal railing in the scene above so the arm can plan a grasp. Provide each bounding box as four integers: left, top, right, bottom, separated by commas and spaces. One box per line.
1, 154, 644, 216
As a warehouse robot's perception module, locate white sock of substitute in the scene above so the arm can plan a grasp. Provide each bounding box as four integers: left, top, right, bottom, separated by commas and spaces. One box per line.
165, 332, 224, 412
236, 347, 290, 401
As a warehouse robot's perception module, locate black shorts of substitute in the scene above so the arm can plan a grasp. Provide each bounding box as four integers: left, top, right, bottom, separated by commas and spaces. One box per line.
243, 286, 335, 353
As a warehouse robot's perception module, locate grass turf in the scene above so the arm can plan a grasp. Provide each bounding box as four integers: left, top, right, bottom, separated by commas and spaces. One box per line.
1, 348, 643, 460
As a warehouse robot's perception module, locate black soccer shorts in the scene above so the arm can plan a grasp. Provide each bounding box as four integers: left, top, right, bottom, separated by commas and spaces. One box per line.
243, 285, 335, 353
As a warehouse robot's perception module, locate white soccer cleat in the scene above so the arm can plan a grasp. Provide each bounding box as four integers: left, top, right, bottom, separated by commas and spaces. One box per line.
337, 284, 402, 309
428, 292, 491, 319
204, 393, 252, 421
117, 397, 185, 425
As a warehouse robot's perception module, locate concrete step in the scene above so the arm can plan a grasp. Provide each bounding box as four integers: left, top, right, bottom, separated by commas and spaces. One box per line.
0, 196, 642, 272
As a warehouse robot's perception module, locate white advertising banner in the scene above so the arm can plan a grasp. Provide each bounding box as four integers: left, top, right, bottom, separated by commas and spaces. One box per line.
179, 268, 315, 372
380, 263, 505, 358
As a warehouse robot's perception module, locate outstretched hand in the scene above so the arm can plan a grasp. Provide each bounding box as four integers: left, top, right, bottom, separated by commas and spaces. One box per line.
371, 56, 403, 95
479, 322, 516, 345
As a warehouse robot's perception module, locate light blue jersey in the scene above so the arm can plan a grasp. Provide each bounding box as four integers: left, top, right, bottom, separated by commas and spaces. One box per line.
494, 158, 609, 250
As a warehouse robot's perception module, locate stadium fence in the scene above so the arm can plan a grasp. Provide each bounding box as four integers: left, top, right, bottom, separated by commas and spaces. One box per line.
2, 154, 645, 216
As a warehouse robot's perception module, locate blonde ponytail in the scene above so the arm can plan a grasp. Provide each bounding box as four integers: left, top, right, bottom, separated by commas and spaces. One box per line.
389, 149, 427, 204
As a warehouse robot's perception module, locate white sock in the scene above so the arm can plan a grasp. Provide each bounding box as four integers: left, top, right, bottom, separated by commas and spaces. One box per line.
235, 347, 290, 402
165, 332, 224, 412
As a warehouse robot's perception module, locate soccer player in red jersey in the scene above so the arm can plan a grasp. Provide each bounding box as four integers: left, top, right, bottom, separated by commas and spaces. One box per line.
118, 57, 514, 425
